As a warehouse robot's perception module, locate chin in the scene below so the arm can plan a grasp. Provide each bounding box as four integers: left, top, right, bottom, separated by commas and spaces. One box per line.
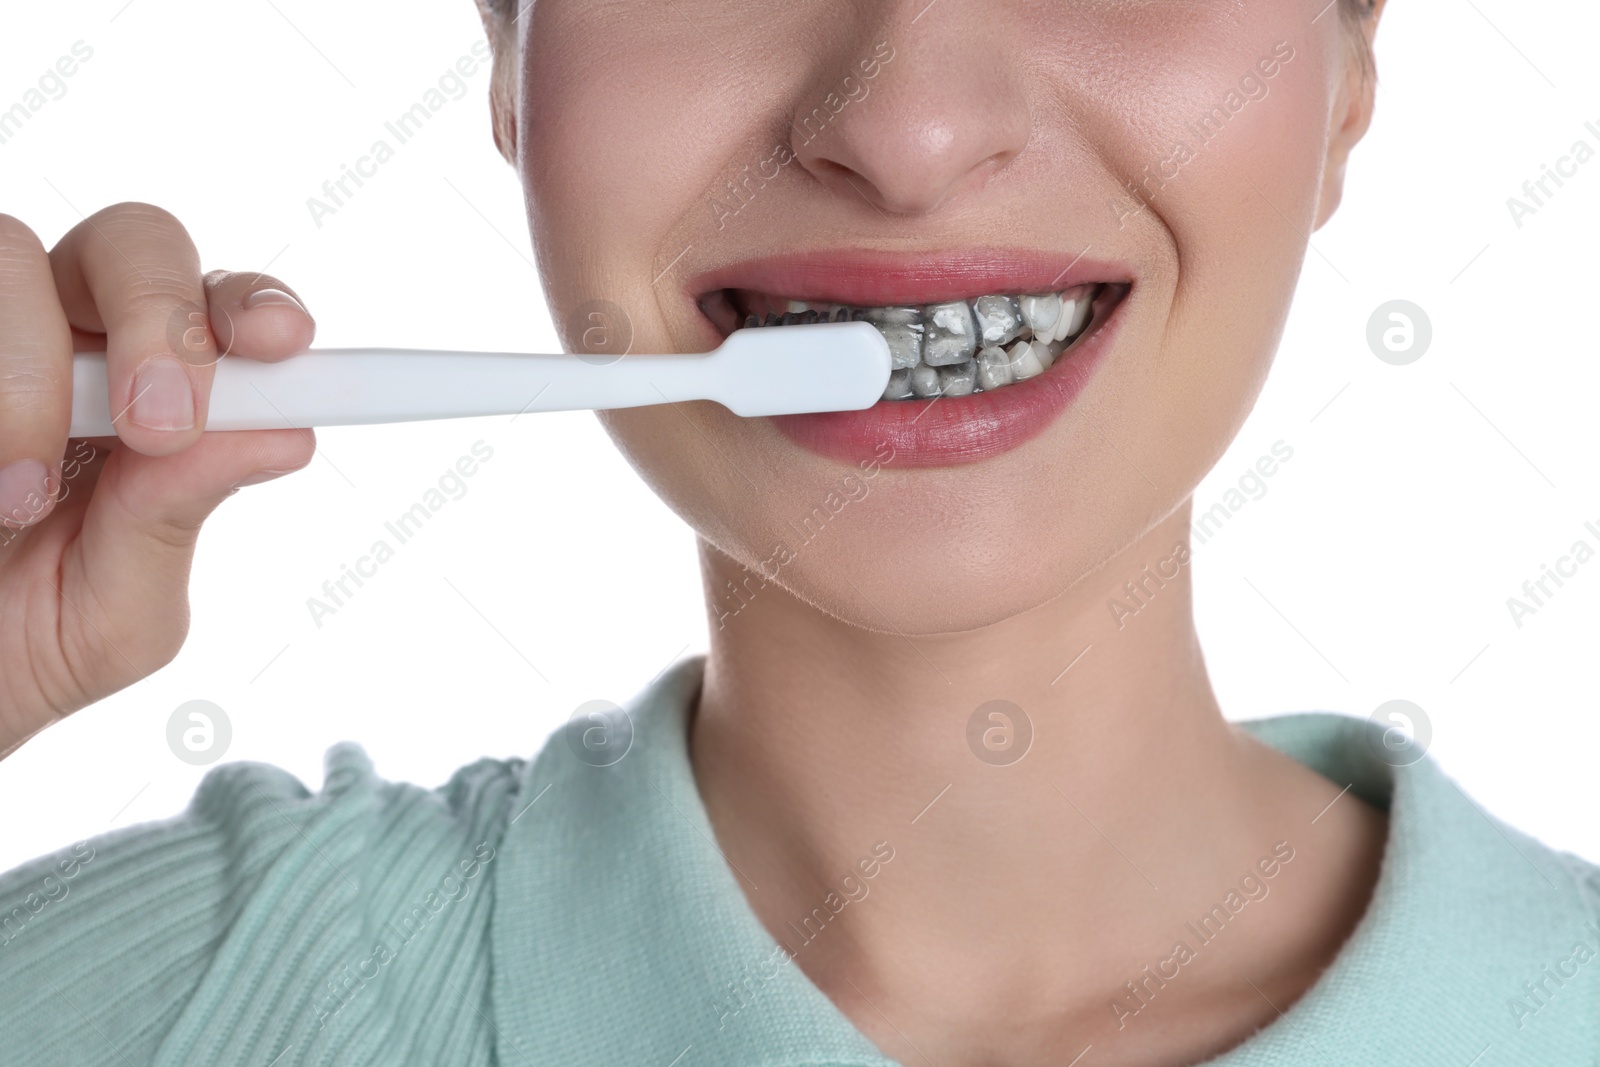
705, 476, 1140, 637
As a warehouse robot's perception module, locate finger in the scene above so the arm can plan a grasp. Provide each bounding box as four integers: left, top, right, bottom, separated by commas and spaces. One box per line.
49, 202, 216, 456
0, 437, 113, 563
0, 214, 73, 529
202, 270, 316, 363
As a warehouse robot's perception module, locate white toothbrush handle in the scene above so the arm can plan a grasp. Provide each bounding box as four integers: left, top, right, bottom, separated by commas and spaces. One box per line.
66, 324, 891, 436
67, 349, 709, 437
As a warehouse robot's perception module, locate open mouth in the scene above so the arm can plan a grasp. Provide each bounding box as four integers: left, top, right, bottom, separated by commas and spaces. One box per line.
699, 284, 1127, 403
688, 250, 1133, 466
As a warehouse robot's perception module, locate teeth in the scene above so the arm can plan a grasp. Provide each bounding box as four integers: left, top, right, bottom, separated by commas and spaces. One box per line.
976, 346, 1014, 391
882, 368, 914, 401
737, 284, 1106, 400
862, 306, 922, 326
1019, 293, 1061, 338
909, 363, 942, 398
881, 323, 924, 370
972, 295, 1024, 347
922, 301, 979, 367
938, 360, 977, 397
1031, 338, 1059, 372
1055, 286, 1092, 343
1006, 339, 1045, 382
859, 306, 925, 370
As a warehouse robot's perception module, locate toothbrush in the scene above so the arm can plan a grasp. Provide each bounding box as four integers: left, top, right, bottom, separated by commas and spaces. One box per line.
67, 321, 892, 438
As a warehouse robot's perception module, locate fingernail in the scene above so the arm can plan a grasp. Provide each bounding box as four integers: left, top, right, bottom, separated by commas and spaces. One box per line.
130, 356, 196, 432
232, 467, 298, 489
242, 287, 307, 313
0, 459, 53, 527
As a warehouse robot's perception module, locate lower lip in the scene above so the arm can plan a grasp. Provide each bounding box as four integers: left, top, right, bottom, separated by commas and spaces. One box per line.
769, 290, 1125, 468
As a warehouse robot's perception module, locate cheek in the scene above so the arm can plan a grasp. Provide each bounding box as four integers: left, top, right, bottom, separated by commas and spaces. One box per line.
1066, 11, 1341, 486
519, 5, 718, 344
520, 3, 820, 350
521, 7, 700, 211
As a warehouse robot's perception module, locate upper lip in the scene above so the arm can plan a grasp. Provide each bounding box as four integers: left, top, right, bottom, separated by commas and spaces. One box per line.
689, 248, 1134, 313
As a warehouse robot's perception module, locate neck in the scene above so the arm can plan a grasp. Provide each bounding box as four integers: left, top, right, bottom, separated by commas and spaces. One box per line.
689, 503, 1385, 1064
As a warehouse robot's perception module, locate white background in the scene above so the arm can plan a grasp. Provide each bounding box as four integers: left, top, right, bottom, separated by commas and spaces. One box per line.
0, 0, 1595, 873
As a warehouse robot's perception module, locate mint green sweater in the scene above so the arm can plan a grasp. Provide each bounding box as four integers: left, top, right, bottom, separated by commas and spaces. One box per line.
2, 656, 1597, 1065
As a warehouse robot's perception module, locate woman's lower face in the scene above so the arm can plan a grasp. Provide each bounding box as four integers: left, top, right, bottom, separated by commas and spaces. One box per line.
515, 0, 1354, 635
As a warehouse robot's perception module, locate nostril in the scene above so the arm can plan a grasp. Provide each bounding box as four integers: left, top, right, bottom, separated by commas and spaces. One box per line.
806, 158, 881, 205
809, 158, 859, 184
980, 145, 1022, 175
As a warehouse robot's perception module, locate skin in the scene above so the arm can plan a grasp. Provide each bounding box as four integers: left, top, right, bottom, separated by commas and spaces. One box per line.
496, 1, 1388, 1063
0, 206, 317, 751
0, 1, 1385, 1064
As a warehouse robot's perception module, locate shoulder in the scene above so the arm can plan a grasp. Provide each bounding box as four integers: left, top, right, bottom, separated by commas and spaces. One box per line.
0, 744, 536, 1065
1242, 709, 1600, 889
186, 741, 527, 849
1228, 711, 1600, 1060
1, 743, 528, 907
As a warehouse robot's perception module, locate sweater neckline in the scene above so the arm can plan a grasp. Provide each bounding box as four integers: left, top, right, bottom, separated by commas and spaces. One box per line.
489, 656, 1600, 1065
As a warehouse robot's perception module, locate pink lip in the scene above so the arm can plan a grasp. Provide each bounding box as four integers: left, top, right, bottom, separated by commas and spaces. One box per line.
690, 248, 1129, 309
688, 250, 1133, 469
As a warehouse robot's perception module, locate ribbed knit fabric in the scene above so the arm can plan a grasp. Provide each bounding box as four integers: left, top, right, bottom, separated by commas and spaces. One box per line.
2, 656, 1596, 1065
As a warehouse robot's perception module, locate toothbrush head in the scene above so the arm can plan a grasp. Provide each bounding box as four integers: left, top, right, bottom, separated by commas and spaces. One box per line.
708, 321, 891, 417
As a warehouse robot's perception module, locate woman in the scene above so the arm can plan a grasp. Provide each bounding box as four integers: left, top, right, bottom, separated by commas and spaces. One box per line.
0, 0, 1594, 1064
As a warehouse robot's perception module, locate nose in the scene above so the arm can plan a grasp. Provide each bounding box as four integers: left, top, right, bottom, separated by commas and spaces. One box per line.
790, 15, 1032, 217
